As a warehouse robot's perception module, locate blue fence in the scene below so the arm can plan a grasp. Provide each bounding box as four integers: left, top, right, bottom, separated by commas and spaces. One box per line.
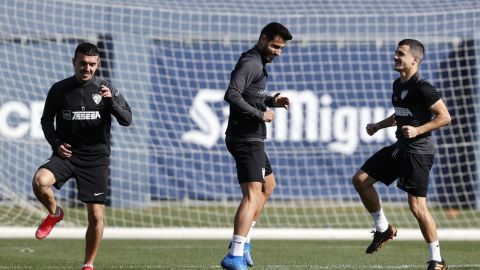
0, 1, 478, 209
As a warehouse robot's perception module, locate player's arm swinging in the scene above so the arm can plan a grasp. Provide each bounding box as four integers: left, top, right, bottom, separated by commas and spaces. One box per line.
366, 113, 396, 136
401, 99, 451, 139
263, 93, 290, 122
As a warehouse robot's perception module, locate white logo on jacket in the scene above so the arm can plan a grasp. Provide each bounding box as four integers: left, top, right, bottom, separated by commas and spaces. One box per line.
394, 106, 413, 117
71, 111, 101, 120
92, 94, 102, 104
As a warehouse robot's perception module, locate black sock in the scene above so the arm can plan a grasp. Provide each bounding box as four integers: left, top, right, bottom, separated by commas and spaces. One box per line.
53, 207, 61, 216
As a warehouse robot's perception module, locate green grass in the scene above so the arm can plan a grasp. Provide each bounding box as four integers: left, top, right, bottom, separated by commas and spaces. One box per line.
3, 204, 480, 228
1, 239, 479, 269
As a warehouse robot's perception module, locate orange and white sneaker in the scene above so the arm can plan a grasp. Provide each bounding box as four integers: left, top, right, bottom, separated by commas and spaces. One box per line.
81, 264, 95, 270
35, 207, 64, 240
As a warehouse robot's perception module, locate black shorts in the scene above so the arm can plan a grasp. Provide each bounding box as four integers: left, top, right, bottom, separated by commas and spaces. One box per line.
226, 140, 273, 184
361, 144, 434, 197
39, 155, 109, 204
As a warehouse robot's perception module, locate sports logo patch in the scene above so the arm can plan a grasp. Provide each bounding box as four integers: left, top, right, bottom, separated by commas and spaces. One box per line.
92, 94, 102, 104
400, 90, 408, 100
63, 110, 71, 120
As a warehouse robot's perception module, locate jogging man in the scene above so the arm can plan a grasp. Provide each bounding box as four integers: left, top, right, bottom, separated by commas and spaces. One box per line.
32, 42, 132, 270
352, 39, 450, 270
221, 22, 292, 270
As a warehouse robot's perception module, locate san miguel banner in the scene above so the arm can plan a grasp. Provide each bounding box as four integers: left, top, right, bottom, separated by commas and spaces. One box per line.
146, 39, 478, 206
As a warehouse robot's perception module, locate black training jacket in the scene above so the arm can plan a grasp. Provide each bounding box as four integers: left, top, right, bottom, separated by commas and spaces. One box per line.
224, 46, 275, 141
41, 76, 132, 163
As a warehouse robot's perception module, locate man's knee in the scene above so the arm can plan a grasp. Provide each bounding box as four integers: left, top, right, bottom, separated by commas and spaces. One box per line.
263, 174, 276, 196
352, 170, 368, 190
88, 214, 104, 226
87, 205, 105, 225
408, 197, 428, 219
32, 169, 55, 190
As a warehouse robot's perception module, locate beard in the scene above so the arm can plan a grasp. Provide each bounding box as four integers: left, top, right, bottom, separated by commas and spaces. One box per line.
262, 49, 275, 63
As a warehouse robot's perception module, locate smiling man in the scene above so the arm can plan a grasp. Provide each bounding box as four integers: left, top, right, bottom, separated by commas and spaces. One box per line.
352, 39, 451, 270
221, 22, 292, 270
32, 43, 132, 270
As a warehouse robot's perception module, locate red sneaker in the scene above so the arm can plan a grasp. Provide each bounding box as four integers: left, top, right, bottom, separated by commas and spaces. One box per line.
35, 207, 64, 239
81, 264, 94, 270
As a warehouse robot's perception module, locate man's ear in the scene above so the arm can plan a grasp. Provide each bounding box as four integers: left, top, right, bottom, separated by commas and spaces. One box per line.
258, 34, 267, 46
412, 55, 420, 66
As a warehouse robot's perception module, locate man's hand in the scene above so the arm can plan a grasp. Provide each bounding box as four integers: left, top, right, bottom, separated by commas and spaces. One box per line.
273, 93, 290, 109
57, 143, 72, 159
366, 123, 380, 136
100, 85, 112, 98
401, 125, 419, 139
263, 110, 275, 122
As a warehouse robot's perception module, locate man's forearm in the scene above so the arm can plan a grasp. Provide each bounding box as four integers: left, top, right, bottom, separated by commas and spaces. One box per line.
415, 113, 451, 136
377, 114, 396, 129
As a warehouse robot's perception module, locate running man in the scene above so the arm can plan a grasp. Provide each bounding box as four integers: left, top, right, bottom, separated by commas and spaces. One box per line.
32, 42, 132, 270
221, 22, 292, 270
352, 39, 450, 270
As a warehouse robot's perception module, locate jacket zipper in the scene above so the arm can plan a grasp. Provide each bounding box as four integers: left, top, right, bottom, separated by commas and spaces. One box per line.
81, 87, 85, 111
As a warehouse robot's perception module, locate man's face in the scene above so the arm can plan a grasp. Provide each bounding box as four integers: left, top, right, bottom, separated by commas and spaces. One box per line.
394, 45, 417, 72
259, 35, 286, 63
73, 53, 99, 82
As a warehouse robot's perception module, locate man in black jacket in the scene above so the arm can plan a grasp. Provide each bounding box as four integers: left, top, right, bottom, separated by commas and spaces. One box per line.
32, 43, 132, 270
221, 22, 292, 270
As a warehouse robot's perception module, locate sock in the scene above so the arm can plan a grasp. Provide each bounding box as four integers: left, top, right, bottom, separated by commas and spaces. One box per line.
229, 235, 246, 257
428, 240, 442, 262
53, 206, 62, 217
246, 221, 256, 244
371, 208, 389, 232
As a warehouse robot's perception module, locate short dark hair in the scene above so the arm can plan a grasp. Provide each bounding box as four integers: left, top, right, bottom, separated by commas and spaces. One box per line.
398, 39, 424, 62
260, 22, 292, 42
74, 42, 99, 59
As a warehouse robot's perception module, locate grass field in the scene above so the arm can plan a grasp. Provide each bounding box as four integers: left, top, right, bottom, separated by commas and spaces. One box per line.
1, 239, 479, 269
4, 205, 480, 228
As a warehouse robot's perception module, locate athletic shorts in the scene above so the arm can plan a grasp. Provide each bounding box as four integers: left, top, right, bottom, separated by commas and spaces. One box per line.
226, 140, 273, 184
39, 155, 109, 204
360, 144, 434, 197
